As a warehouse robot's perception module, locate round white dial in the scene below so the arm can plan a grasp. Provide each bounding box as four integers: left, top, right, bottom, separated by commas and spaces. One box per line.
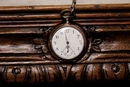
51, 26, 85, 60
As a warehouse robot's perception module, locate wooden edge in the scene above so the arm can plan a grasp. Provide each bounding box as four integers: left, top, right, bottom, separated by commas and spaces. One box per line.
0, 3, 130, 12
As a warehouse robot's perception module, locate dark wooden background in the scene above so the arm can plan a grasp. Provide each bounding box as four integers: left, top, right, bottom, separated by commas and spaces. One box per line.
0, 3, 130, 85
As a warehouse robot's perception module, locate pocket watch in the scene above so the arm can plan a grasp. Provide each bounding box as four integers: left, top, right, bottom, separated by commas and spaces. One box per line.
48, 0, 88, 61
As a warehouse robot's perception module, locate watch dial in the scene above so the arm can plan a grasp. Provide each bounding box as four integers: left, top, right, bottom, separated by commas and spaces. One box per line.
51, 27, 85, 60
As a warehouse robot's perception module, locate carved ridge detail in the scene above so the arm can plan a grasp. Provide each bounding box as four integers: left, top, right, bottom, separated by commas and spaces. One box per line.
0, 63, 129, 84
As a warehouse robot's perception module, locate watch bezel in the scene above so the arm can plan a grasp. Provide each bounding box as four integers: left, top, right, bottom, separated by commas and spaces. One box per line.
48, 23, 88, 62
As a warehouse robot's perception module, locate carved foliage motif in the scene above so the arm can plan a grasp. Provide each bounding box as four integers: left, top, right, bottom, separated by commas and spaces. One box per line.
91, 38, 102, 52
33, 27, 57, 61
0, 63, 129, 83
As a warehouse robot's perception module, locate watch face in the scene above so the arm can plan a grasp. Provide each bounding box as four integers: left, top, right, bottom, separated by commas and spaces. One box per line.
48, 25, 87, 60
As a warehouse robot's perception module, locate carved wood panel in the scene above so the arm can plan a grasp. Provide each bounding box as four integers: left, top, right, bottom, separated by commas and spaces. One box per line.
0, 3, 130, 84
0, 63, 129, 84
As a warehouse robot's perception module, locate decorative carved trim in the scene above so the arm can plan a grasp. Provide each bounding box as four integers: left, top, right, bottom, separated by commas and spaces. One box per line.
0, 63, 129, 83
91, 38, 103, 52
0, 4, 130, 84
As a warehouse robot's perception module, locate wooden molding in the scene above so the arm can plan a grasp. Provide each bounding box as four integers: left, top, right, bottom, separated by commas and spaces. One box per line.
0, 3, 130, 84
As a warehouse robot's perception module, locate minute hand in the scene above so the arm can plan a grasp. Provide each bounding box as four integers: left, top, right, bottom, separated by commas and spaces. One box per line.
65, 30, 70, 52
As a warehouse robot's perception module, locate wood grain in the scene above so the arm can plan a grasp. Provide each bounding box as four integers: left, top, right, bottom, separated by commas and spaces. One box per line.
0, 3, 130, 84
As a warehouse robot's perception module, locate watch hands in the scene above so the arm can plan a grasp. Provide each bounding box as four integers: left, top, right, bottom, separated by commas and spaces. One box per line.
65, 30, 70, 53
65, 46, 74, 56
